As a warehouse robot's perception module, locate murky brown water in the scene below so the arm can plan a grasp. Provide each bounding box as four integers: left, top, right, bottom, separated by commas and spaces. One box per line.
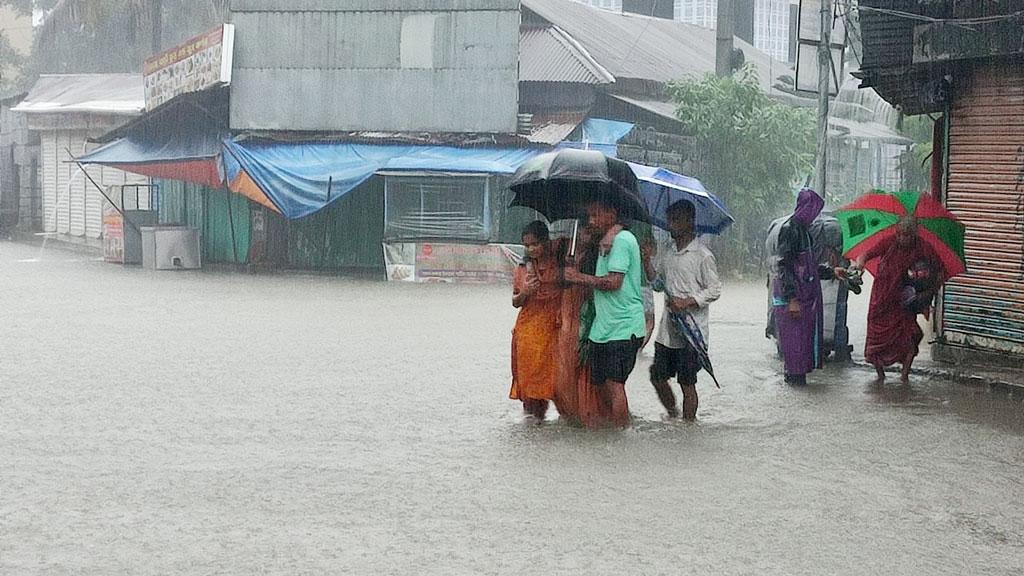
2, 241, 1023, 575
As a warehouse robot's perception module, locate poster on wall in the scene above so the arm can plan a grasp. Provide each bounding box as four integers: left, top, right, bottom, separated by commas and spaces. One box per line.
102, 200, 124, 264
383, 242, 523, 283
143, 24, 235, 110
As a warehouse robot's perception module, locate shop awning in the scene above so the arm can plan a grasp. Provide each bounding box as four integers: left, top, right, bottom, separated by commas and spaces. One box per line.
78, 89, 229, 189
80, 116, 226, 189
222, 139, 542, 219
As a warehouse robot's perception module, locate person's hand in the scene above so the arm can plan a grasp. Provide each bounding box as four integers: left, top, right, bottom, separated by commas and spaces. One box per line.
640, 239, 655, 264
833, 267, 848, 280
522, 275, 540, 296
670, 296, 698, 312
787, 299, 801, 318
563, 266, 583, 285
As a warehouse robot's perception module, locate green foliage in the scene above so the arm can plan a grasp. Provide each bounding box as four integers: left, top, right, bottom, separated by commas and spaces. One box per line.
667, 65, 816, 273
27, 0, 229, 75
898, 115, 936, 194
0, 0, 32, 93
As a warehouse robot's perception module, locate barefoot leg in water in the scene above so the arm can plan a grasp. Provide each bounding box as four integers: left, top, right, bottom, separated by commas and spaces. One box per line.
680, 384, 699, 421
651, 379, 678, 418
900, 351, 915, 384
602, 381, 630, 428
873, 364, 886, 385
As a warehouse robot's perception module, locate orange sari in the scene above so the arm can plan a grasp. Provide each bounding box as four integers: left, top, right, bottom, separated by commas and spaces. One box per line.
510, 256, 563, 402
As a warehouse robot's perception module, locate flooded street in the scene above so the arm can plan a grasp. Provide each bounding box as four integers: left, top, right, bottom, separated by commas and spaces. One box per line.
2, 241, 1023, 575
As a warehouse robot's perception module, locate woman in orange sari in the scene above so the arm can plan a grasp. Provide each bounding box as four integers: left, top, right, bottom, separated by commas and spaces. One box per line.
510, 221, 564, 419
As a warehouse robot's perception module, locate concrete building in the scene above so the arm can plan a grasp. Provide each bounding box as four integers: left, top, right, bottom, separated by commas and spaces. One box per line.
12, 74, 149, 246
575, 0, 798, 63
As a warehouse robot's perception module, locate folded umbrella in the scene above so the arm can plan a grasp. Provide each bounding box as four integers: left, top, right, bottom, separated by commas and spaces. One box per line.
655, 280, 721, 388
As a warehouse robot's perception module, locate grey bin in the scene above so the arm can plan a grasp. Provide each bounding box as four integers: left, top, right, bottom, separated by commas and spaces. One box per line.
123, 210, 159, 265
140, 226, 202, 270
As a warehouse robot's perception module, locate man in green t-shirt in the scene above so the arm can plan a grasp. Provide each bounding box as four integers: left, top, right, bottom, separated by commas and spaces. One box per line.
565, 198, 646, 428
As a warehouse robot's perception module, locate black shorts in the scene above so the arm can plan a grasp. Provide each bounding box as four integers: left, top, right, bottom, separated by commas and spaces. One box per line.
650, 342, 700, 386
590, 337, 643, 386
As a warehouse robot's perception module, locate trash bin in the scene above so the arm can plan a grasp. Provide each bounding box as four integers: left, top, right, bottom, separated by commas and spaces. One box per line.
122, 210, 159, 265
140, 226, 202, 270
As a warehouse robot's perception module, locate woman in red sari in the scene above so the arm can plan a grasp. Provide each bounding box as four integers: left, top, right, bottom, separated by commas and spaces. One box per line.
852, 217, 942, 384
510, 221, 564, 419
553, 225, 615, 428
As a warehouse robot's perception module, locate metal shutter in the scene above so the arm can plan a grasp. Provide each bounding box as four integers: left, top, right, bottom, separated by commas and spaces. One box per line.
941, 62, 1024, 352
40, 132, 57, 233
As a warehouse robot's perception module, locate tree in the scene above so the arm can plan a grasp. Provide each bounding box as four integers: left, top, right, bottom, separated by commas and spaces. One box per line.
667, 65, 816, 273
898, 114, 936, 194
30, 0, 229, 75
0, 0, 47, 93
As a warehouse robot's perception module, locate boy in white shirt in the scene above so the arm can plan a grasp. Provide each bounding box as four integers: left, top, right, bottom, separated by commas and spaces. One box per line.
643, 200, 722, 420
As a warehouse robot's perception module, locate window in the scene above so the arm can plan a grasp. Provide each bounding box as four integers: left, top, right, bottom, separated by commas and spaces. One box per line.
384, 175, 490, 241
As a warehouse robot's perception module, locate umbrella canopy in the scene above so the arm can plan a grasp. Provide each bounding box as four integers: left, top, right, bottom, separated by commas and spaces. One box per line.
837, 190, 966, 278
628, 163, 734, 235
508, 149, 649, 222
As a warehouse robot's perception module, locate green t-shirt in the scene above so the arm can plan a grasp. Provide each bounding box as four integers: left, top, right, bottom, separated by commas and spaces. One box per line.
589, 229, 647, 343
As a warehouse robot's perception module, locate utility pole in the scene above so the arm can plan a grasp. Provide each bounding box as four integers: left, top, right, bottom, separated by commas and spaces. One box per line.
715, 0, 735, 77
814, 0, 832, 196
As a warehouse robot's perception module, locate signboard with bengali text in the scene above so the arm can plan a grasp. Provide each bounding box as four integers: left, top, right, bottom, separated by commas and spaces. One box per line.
383, 242, 522, 284
143, 24, 234, 110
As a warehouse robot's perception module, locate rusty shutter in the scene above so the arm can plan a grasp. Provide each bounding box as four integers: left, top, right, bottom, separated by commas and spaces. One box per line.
941, 62, 1024, 353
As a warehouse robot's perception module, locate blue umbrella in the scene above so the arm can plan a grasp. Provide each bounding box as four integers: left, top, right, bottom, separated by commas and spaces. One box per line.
628, 163, 734, 235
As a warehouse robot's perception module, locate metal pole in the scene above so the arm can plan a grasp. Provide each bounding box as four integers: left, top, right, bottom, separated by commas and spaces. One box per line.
70, 155, 140, 234
321, 176, 333, 268
814, 0, 833, 196
226, 190, 239, 263
716, 0, 735, 77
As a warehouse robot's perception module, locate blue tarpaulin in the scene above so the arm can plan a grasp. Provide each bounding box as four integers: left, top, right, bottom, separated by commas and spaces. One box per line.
223, 139, 542, 219
556, 118, 634, 157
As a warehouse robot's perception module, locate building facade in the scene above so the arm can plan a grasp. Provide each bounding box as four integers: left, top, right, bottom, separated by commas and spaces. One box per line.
857, 0, 1024, 362
575, 0, 796, 62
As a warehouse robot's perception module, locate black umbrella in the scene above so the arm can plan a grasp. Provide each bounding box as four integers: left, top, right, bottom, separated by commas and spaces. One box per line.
509, 149, 650, 223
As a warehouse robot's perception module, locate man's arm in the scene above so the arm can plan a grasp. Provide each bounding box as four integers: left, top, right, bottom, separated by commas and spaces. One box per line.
568, 270, 624, 292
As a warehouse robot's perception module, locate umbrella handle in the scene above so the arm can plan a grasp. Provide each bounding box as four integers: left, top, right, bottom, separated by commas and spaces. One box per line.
569, 220, 579, 258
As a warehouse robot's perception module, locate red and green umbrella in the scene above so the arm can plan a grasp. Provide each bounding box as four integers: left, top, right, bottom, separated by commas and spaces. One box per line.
836, 190, 966, 278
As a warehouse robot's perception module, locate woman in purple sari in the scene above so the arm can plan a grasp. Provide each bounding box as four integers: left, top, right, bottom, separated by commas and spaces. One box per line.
771, 188, 844, 385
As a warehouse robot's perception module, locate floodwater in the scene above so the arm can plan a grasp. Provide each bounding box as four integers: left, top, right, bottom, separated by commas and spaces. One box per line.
1, 241, 1023, 575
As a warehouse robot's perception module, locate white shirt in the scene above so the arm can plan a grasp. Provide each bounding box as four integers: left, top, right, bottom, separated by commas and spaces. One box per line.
654, 237, 723, 349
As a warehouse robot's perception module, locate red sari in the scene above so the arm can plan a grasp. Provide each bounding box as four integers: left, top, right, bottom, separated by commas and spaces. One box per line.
863, 236, 942, 367
510, 256, 563, 403
552, 244, 615, 428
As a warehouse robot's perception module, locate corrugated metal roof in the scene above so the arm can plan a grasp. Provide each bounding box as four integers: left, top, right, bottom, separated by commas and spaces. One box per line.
520, 25, 614, 84
231, 0, 519, 10
12, 74, 144, 115
521, 0, 791, 90
606, 94, 677, 122
525, 111, 587, 144
828, 117, 912, 145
